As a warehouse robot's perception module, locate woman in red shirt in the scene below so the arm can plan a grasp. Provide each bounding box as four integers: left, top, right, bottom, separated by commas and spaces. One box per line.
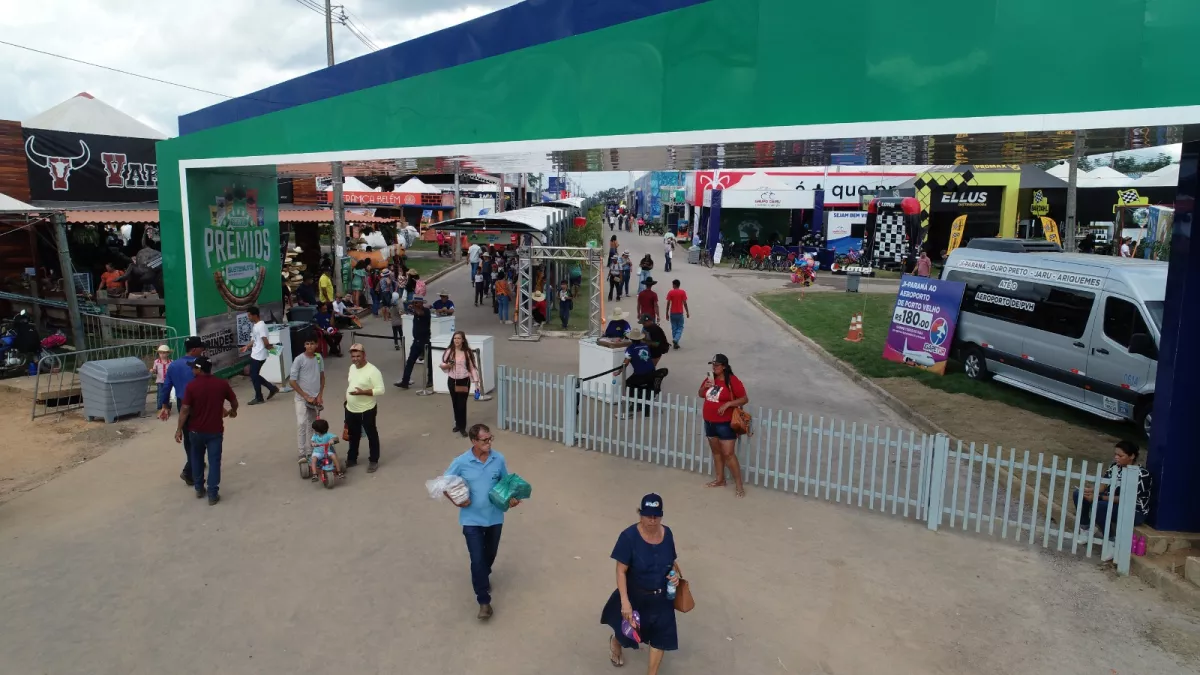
699, 354, 749, 498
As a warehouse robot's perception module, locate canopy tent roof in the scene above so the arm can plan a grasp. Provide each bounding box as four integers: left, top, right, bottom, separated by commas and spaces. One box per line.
1078, 166, 1135, 188
396, 177, 441, 194
24, 92, 168, 139
723, 171, 796, 192
541, 197, 586, 209
0, 192, 41, 213
1018, 165, 1069, 189
1045, 163, 1071, 179
1132, 163, 1180, 187
431, 205, 565, 233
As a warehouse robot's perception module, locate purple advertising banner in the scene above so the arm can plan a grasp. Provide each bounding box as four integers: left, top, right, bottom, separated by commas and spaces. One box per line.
882, 275, 967, 375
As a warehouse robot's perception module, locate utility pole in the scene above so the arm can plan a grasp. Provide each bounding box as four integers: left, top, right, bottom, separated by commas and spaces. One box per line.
1064, 130, 1085, 253
453, 162, 463, 260
326, 0, 347, 294
52, 212, 84, 351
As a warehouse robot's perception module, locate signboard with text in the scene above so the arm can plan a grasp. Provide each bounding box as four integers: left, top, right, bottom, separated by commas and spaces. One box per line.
882, 275, 967, 375
23, 127, 158, 202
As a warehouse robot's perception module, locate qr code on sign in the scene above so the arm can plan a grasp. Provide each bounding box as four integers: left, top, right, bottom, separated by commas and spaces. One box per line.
236, 313, 252, 345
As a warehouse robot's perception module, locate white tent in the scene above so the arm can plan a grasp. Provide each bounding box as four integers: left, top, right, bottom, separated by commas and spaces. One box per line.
1132, 163, 1180, 187
24, 92, 168, 139
0, 192, 40, 212
1045, 163, 1072, 179
396, 177, 442, 194
1078, 166, 1135, 188
343, 177, 379, 192
718, 171, 814, 209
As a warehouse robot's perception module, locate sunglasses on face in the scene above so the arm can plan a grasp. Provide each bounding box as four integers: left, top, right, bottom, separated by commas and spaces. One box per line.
475, 436, 494, 443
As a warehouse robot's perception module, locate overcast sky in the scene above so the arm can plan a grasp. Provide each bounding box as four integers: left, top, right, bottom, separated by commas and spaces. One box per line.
0, 0, 521, 135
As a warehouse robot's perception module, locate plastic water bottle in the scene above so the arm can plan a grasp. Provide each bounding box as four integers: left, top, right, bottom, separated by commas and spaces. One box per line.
474, 389, 481, 401
666, 570, 677, 600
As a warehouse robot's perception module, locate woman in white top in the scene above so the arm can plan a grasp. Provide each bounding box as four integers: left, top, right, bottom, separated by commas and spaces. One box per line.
440, 331, 481, 437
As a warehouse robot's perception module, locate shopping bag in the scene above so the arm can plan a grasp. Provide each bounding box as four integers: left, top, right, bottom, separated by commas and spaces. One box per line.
488, 473, 532, 512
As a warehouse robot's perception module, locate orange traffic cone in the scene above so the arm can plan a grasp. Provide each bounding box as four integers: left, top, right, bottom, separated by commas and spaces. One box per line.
844, 313, 863, 343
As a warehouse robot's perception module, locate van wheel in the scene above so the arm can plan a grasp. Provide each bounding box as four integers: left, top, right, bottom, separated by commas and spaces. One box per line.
1135, 399, 1153, 438
963, 347, 990, 381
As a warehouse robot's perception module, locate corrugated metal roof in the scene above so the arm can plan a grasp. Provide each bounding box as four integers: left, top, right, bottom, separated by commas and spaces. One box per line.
65, 209, 158, 224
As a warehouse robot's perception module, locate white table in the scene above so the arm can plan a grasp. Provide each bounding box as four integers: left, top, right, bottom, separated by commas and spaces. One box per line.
430, 334, 495, 394
578, 337, 628, 398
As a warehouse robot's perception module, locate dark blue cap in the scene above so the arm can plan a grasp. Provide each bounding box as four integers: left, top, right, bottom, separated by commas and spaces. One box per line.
639, 493, 663, 517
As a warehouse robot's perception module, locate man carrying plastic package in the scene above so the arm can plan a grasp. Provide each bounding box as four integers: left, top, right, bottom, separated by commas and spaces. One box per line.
444, 423, 521, 621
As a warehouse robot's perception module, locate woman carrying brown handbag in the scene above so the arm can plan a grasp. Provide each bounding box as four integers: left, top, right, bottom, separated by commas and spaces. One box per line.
440, 331, 480, 437
601, 493, 685, 671
699, 354, 749, 498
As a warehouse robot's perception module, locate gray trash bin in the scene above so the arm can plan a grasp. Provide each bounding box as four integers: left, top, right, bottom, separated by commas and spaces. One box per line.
688, 247, 701, 264
78, 356, 152, 423
846, 272, 862, 293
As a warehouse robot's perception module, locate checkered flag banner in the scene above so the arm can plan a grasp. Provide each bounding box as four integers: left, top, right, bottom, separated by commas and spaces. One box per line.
1118, 189, 1140, 205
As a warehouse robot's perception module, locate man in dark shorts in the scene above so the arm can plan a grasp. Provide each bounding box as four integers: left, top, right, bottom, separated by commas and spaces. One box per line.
176, 356, 238, 505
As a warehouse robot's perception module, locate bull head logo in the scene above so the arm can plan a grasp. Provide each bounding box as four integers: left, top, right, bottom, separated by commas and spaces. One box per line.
26, 136, 90, 191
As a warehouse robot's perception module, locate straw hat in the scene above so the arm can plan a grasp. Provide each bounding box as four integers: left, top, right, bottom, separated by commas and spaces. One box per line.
157, 344, 170, 353
627, 327, 645, 341
609, 308, 627, 320
532, 291, 546, 301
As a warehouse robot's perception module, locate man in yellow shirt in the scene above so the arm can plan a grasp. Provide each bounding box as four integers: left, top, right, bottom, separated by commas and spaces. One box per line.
319, 268, 335, 305
345, 343, 384, 472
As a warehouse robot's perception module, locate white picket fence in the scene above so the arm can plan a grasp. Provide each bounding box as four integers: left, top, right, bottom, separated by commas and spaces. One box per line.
495, 366, 1141, 574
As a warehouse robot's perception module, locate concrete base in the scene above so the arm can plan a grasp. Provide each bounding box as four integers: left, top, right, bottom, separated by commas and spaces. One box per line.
1187, 557, 1200, 588
1134, 525, 1200, 556
1130, 552, 1200, 611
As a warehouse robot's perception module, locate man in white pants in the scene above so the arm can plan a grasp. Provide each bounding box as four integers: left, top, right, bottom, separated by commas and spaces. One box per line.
288, 333, 326, 462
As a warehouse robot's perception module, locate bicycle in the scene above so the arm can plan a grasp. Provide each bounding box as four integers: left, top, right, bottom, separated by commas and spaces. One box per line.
698, 247, 713, 268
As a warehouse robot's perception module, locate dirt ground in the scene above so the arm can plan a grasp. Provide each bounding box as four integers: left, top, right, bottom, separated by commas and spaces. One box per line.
0, 389, 142, 504
875, 377, 1122, 465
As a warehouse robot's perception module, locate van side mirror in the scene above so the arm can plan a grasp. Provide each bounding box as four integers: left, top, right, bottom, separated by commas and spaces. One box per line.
1129, 333, 1157, 360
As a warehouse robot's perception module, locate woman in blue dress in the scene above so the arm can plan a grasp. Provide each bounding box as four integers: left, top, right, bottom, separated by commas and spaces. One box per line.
600, 493, 682, 672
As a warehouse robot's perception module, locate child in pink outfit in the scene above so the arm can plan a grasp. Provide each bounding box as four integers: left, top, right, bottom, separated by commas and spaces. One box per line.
151, 345, 171, 402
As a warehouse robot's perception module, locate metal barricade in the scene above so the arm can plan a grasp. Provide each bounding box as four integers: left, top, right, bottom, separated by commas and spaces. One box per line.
31, 335, 188, 419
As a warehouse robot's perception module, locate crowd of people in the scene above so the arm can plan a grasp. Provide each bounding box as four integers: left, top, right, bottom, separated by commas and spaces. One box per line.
153, 232, 766, 674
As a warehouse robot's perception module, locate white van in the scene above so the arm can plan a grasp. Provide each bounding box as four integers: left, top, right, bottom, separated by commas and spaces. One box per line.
942, 244, 1166, 435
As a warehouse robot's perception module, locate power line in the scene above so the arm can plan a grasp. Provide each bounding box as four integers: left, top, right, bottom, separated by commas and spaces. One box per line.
291, 0, 326, 16
336, 10, 378, 51
0, 39, 304, 109
340, 6, 385, 47
0, 39, 236, 100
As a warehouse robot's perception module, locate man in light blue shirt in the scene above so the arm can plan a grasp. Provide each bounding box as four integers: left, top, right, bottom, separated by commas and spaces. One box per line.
445, 423, 521, 620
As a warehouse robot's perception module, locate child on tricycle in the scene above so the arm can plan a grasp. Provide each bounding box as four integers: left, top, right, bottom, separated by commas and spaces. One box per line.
303, 418, 344, 488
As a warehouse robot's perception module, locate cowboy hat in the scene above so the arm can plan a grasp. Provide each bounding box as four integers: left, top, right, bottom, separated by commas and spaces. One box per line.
609, 308, 627, 320
532, 291, 546, 301
627, 327, 645, 340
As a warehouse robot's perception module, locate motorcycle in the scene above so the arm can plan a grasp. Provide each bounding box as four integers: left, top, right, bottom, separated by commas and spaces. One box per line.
0, 310, 47, 378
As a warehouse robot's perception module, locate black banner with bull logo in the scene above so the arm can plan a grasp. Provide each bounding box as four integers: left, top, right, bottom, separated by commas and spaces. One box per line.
23, 127, 158, 202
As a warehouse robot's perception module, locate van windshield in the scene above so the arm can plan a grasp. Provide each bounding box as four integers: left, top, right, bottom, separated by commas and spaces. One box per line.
1145, 301, 1164, 331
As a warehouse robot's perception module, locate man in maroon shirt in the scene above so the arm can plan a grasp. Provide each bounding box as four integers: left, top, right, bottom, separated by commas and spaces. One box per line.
636, 277, 660, 321
177, 356, 238, 505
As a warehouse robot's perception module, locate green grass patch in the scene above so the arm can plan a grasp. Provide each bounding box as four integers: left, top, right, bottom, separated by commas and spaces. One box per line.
404, 257, 457, 279
755, 291, 1129, 436
405, 240, 439, 252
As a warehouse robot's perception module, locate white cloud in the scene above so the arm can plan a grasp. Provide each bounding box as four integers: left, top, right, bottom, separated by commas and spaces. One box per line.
0, 0, 519, 136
